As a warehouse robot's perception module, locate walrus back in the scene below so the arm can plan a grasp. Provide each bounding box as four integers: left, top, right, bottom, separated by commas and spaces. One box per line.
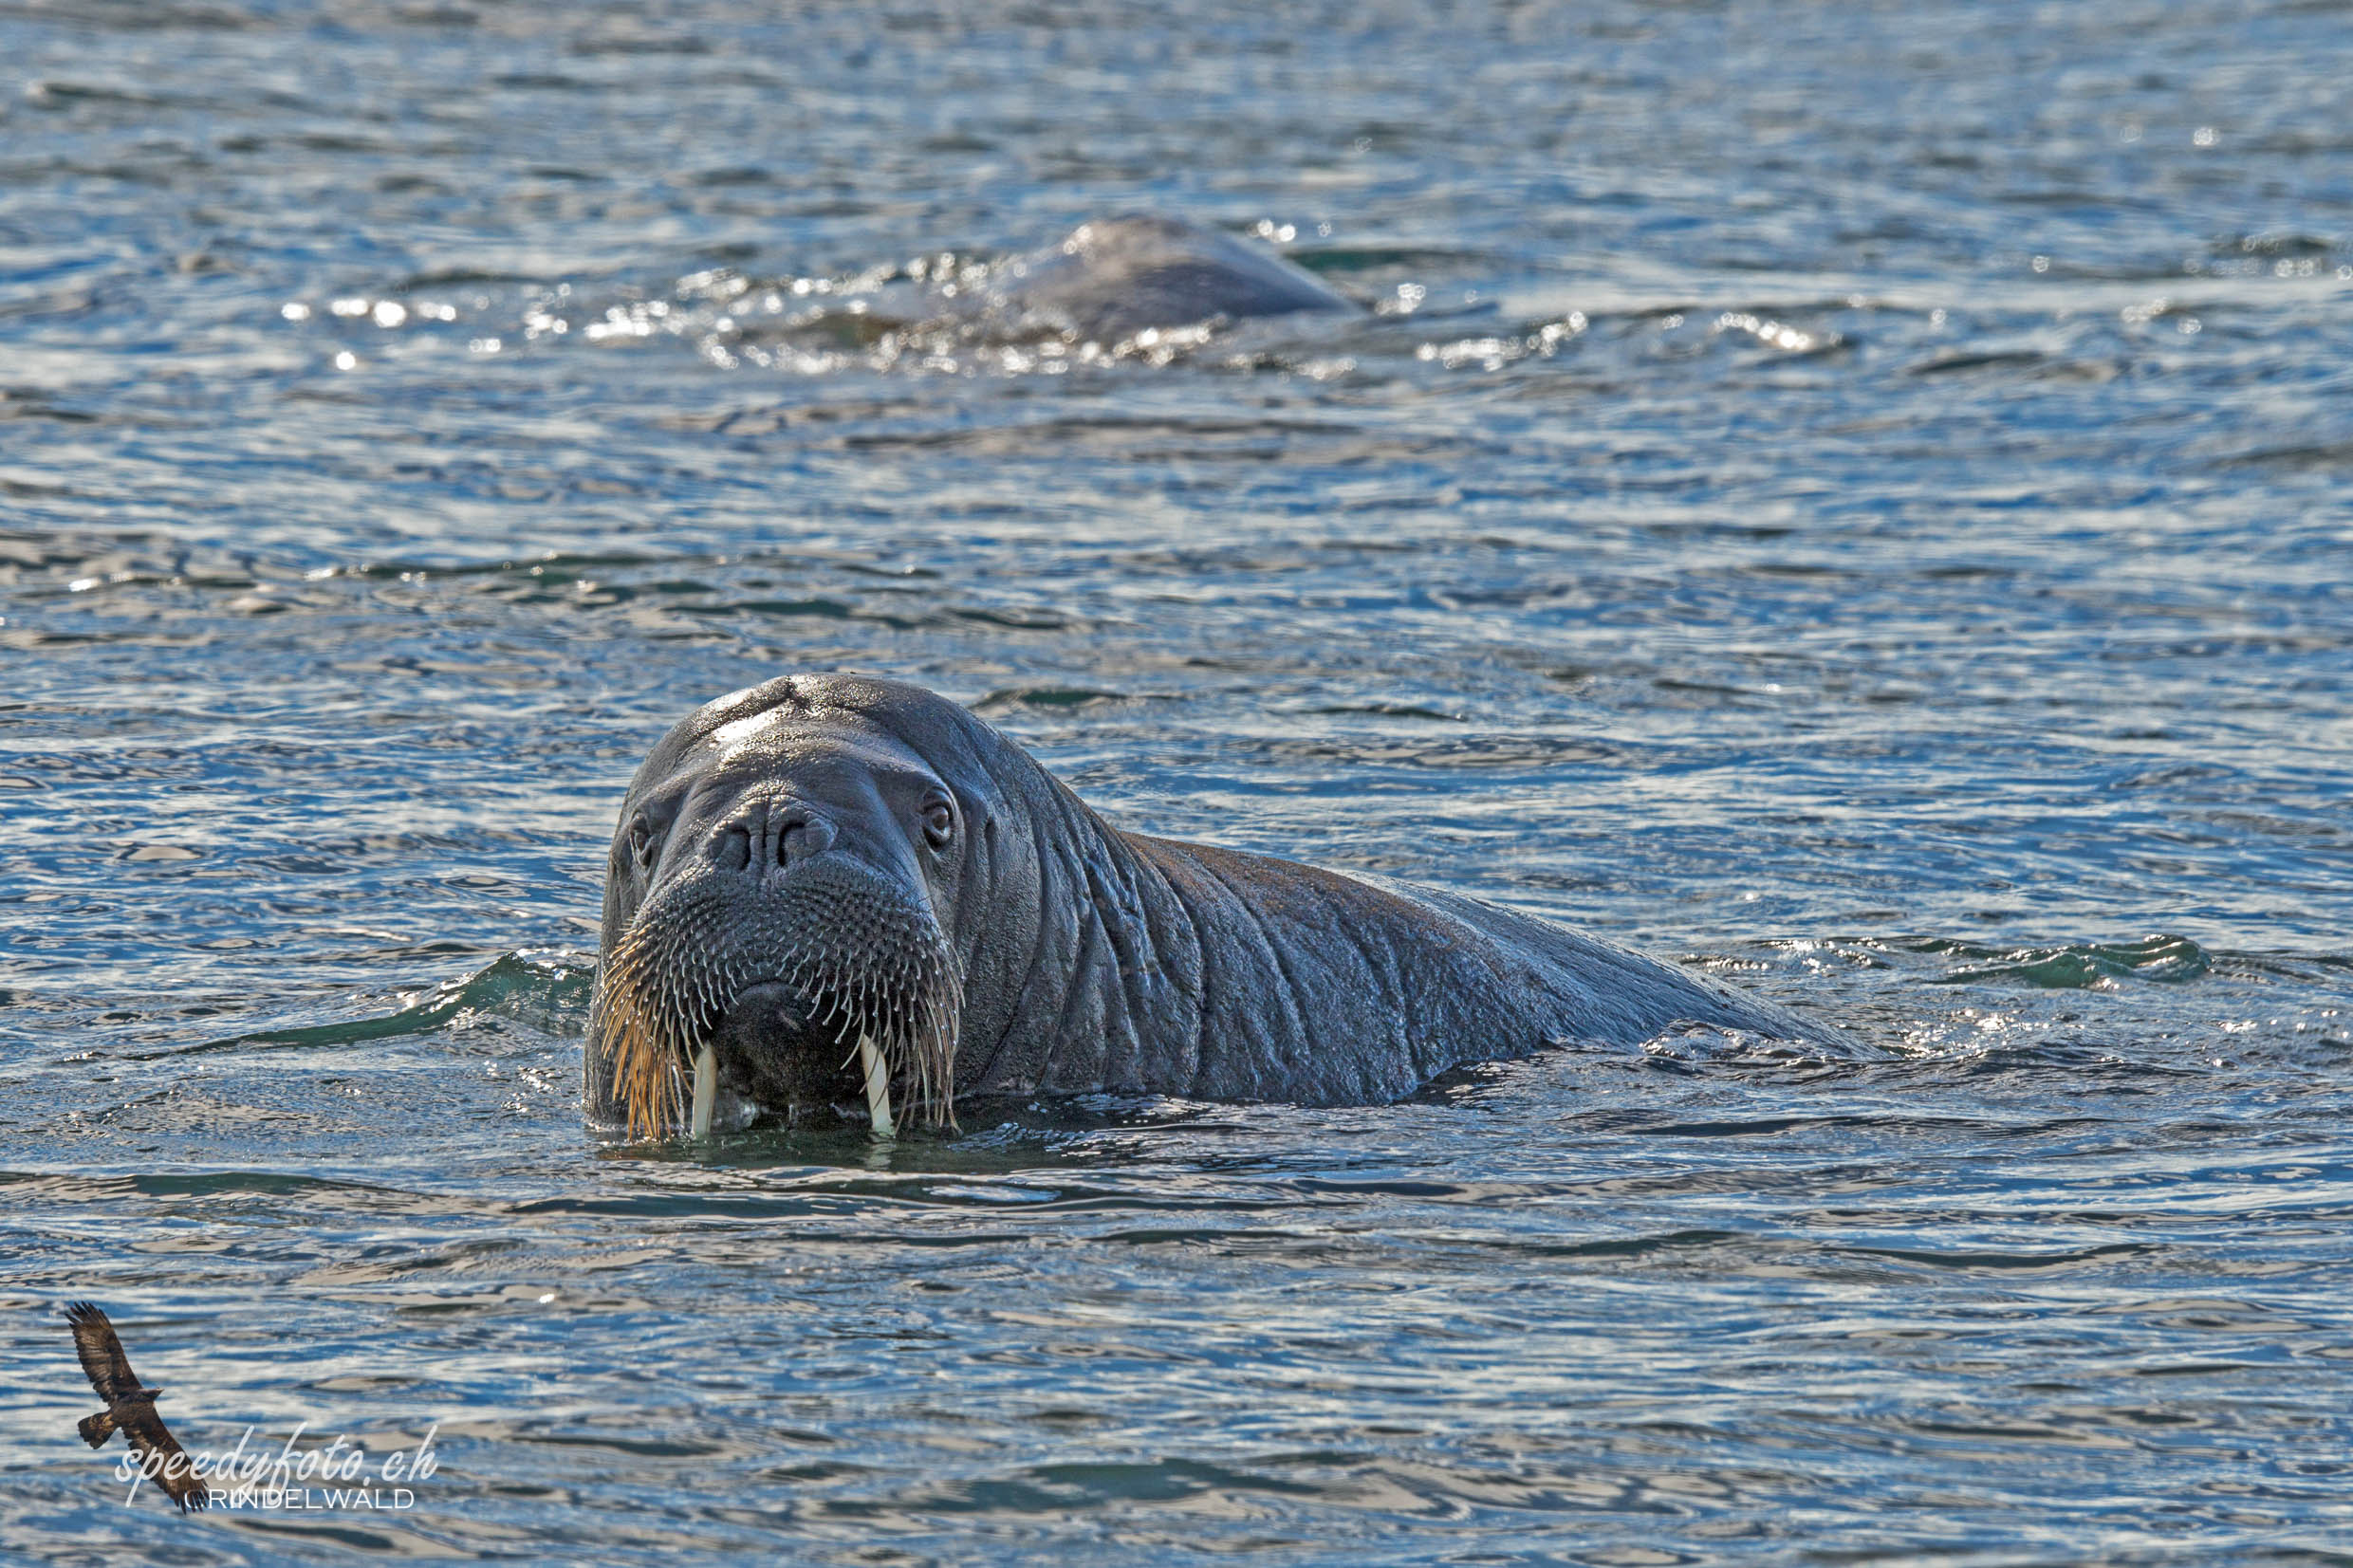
1117, 833, 1845, 1105
988, 215, 1356, 341
1362, 873, 1850, 1052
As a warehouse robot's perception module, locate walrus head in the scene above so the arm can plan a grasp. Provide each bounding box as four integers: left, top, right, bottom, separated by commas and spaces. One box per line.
590, 676, 991, 1140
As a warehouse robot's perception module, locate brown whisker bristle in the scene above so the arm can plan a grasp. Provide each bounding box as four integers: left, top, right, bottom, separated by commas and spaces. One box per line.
591, 870, 963, 1140
593, 935, 695, 1140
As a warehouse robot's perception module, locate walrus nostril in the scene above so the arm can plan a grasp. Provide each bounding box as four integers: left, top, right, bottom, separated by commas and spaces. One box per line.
779, 812, 834, 865
718, 823, 751, 871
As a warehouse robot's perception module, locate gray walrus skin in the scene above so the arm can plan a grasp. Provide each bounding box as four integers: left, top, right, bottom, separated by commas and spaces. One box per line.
978, 214, 1357, 341
587, 673, 1839, 1137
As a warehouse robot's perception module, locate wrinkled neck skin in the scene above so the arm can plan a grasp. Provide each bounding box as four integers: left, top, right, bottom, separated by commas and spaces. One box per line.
943, 748, 1213, 1102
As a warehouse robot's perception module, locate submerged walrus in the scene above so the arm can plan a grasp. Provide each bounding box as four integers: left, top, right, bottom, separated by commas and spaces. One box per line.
588, 674, 1839, 1139
976, 214, 1358, 341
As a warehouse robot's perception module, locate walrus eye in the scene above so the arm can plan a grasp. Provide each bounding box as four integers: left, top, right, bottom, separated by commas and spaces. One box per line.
627, 813, 655, 867
920, 796, 954, 848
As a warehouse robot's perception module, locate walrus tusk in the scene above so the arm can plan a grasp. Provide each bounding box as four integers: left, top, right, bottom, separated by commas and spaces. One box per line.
689, 1043, 716, 1141
857, 1033, 896, 1138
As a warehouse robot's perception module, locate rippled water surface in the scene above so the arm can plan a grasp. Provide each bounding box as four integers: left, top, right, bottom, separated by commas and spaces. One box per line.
5, 1, 2352, 1561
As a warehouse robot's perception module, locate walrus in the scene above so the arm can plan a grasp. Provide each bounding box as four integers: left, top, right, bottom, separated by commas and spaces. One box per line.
587, 674, 1842, 1139
975, 214, 1358, 341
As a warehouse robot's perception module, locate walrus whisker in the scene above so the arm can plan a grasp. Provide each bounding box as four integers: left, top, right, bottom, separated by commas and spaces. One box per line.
593, 867, 962, 1141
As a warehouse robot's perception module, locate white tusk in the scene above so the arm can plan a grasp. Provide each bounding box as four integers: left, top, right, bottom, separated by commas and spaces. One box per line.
689, 1043, 717, 1141
857, 1033, 897, 1139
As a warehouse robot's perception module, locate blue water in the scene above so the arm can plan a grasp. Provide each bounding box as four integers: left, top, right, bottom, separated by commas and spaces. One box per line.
4, 1, 2351, 1560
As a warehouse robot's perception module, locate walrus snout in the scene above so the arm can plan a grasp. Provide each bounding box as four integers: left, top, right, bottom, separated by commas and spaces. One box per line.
593, 847, 963, 1137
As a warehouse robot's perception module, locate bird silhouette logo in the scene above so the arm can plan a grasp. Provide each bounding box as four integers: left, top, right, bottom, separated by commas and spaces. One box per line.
65, 1301, 208, 1511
